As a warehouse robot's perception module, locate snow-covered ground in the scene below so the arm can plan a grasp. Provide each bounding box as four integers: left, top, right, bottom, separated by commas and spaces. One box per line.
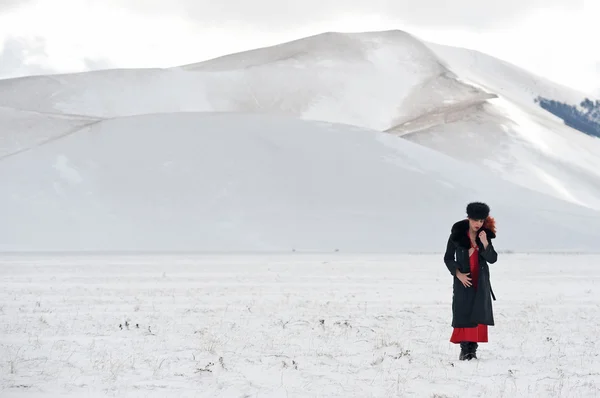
1, 253, 599, 397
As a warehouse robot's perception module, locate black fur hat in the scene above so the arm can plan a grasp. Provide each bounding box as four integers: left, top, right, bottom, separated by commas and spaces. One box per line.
466, 202, 490, 220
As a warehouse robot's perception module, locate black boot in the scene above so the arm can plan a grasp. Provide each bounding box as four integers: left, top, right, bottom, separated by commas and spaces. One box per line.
468, 342, 478, 359
459, 342, 469, 360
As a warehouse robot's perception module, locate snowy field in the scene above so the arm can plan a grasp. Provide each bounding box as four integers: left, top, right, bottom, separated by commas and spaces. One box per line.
1, 253, 599, 397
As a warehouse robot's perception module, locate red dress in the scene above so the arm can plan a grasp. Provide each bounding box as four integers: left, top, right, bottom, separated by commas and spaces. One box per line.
450, 233, 488, 343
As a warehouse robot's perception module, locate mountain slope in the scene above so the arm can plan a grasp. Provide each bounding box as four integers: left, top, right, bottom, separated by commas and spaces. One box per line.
0, 29, 599, 211
424, 42, 589, 111
0, 106, 100, 159
394, 95, 600, 209
1, 112, 600, 253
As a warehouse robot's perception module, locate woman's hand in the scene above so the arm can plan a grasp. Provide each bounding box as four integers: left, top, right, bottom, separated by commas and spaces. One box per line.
479, 231, 488, 248
456, 270, 472, 288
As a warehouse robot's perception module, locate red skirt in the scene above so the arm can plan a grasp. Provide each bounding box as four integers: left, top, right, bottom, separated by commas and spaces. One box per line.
450, 234, 489, 344
450, 324, 488, 343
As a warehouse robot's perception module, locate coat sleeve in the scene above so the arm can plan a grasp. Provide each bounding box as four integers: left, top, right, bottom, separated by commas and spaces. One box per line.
443, 236, 460, 276
481, 241, 498, 264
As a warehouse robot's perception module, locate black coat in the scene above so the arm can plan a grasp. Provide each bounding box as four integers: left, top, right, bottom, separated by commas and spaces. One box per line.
444, 219, 498, 328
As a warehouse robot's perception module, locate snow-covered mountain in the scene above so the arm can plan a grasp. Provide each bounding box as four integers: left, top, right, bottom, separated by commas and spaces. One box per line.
396, 42, 600, 210
0, 31, 490, 128
1, 30, 598, 211
2, 29, 600, 252
2, 112, 600, 252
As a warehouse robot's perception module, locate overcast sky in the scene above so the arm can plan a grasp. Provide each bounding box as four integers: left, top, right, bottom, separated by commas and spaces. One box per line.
1, 0, 598, 95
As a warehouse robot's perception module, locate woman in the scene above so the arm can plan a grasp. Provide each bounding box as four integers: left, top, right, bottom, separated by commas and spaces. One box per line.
444, 202, 498, 360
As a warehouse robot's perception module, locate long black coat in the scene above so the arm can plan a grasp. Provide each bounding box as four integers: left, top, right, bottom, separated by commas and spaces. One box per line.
444, 219, 498, 328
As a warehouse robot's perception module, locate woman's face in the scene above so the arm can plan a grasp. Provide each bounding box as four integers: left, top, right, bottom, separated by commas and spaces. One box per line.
468, 218, 484, 232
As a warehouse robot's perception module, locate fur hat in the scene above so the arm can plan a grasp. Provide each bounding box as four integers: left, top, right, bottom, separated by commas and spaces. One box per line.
466, 202, 490, 220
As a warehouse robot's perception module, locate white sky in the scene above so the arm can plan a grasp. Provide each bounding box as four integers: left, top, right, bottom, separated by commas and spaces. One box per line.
0, 0, 598, 96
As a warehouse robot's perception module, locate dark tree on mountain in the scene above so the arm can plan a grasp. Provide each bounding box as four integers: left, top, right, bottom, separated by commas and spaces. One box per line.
535, 96, 600, 138
581, 98, 595, 113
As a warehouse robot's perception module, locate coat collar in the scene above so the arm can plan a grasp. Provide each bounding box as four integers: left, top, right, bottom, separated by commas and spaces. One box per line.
450, 219, 496, 248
